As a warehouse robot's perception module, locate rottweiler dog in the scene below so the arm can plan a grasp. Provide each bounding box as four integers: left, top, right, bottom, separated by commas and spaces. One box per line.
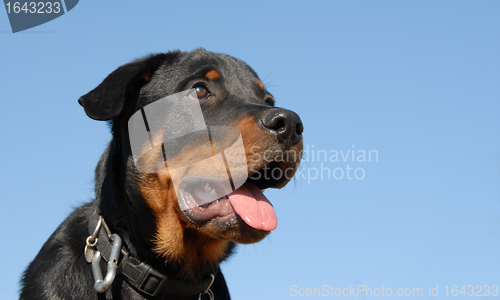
20, 49, 303, 300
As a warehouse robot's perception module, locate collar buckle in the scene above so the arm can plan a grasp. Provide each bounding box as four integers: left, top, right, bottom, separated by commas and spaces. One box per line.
120, 255, 168, 297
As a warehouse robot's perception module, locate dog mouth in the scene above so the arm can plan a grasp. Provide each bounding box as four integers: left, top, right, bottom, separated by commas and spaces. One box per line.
181, 161, 288, 231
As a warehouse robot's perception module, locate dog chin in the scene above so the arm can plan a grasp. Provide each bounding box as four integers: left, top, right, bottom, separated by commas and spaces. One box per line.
195, 215, 271, 244
220, 218, 271, 244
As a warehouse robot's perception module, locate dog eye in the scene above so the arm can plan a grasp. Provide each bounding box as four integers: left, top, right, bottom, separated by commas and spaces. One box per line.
265, 97, 274, 106
195, 85, 210, 99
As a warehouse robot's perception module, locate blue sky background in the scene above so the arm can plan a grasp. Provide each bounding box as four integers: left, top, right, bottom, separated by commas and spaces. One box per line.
1, 1, 499, 299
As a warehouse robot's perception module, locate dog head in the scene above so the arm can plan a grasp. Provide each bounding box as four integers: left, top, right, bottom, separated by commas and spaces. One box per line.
79, 49, 303, 273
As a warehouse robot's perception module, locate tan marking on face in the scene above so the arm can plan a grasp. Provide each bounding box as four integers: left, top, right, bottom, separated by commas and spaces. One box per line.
233, 116, 274, 171
164, 141, 228, 183
257, 80, 265, 91
205, 70, 220, 81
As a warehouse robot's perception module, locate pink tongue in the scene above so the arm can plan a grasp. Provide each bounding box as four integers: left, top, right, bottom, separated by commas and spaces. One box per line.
227, 182, 277, 231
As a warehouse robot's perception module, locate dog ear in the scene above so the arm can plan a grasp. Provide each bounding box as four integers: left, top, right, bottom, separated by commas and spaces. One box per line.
78, 53, 168, 121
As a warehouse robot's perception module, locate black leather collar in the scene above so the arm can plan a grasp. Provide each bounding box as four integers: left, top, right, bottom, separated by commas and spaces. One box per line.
85, 207, 217, 297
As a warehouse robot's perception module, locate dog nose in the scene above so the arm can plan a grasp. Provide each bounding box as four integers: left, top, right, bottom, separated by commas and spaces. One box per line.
261, 109, 303, 146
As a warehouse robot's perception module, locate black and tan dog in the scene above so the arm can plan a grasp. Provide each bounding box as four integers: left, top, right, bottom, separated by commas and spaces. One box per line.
20, 49, 303, 300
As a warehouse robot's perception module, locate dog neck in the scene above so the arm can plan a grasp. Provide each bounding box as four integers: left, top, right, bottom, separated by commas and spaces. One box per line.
85, 202, 218, 297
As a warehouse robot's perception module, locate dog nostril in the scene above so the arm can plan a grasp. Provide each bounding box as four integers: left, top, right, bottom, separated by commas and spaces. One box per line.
295, 121, 304, 136
262, 113, 286, 132
274, 119, 286, 131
